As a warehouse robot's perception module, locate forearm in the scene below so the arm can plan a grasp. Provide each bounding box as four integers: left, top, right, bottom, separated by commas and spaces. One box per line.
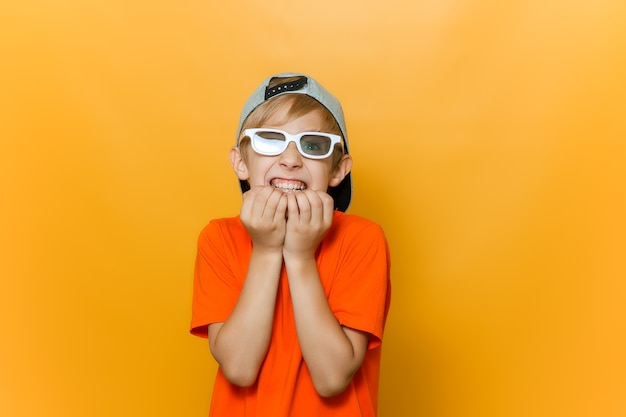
209, 248, 283, 386
285, 255, 368, 397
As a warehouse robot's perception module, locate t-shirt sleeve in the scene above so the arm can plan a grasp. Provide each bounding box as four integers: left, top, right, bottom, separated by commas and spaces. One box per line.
329, 221, 391, 349
190, 220, 243, 338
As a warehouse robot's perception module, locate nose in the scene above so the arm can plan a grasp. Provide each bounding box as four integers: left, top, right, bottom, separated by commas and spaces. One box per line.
278, 142, 303, 169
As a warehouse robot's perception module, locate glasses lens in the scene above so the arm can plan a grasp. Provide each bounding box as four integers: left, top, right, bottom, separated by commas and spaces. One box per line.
253, 131, 287, 155
300, 134, 332, 156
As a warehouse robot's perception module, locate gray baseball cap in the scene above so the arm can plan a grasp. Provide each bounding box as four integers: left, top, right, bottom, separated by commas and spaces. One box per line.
235, 72, 352, 212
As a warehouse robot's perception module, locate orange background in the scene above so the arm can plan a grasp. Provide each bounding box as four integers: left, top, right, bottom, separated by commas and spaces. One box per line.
1, 1, 625, 416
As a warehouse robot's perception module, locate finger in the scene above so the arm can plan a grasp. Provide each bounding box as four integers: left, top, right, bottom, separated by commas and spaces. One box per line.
309, 190, 330, 228
242, 186, 273, 225
241, 187, 259, 221
294, 190, 312, 224
263, 187, 283, 214
240, 188, 258, 219
320, 191, 335, 226
272, 192, 288, 223
286, 192, 299, 222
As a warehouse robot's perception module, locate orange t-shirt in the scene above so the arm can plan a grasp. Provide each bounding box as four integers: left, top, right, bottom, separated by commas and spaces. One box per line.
190, 211, 391, 417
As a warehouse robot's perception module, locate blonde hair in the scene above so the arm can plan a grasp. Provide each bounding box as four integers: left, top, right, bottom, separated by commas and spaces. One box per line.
238, 80, 345, 170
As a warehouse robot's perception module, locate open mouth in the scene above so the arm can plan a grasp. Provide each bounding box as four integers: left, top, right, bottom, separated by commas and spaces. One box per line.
270, 178, 307, 193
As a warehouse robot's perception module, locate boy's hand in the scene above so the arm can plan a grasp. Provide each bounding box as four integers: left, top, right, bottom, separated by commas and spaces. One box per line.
240, 186, 288, 251
283, 190, 334, 258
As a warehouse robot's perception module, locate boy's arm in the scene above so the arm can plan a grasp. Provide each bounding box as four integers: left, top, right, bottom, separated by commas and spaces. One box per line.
283, 190, 369, 398
208, 187, 287, 387
285, 258, 369, 397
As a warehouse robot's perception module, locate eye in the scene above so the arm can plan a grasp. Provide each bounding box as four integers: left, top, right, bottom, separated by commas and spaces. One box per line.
300, 135, 330, 155
302, 142, 322, 151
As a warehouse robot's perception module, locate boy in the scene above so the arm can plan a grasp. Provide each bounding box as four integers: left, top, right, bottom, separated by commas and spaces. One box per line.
190, 72, 391, 417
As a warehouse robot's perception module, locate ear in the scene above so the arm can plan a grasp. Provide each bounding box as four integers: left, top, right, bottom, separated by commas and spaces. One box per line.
229, 146, 249, 180
329, 154, 353, 187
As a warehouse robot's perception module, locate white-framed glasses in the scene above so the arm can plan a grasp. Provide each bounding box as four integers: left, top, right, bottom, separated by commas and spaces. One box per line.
243, 128, 342, 159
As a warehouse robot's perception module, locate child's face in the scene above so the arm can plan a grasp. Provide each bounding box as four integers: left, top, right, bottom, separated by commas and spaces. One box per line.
231, 108, 350, 194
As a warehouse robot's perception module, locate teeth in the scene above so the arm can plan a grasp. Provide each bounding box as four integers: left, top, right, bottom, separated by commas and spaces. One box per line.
271, 179, 306, 191
274, 183, 305, 191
